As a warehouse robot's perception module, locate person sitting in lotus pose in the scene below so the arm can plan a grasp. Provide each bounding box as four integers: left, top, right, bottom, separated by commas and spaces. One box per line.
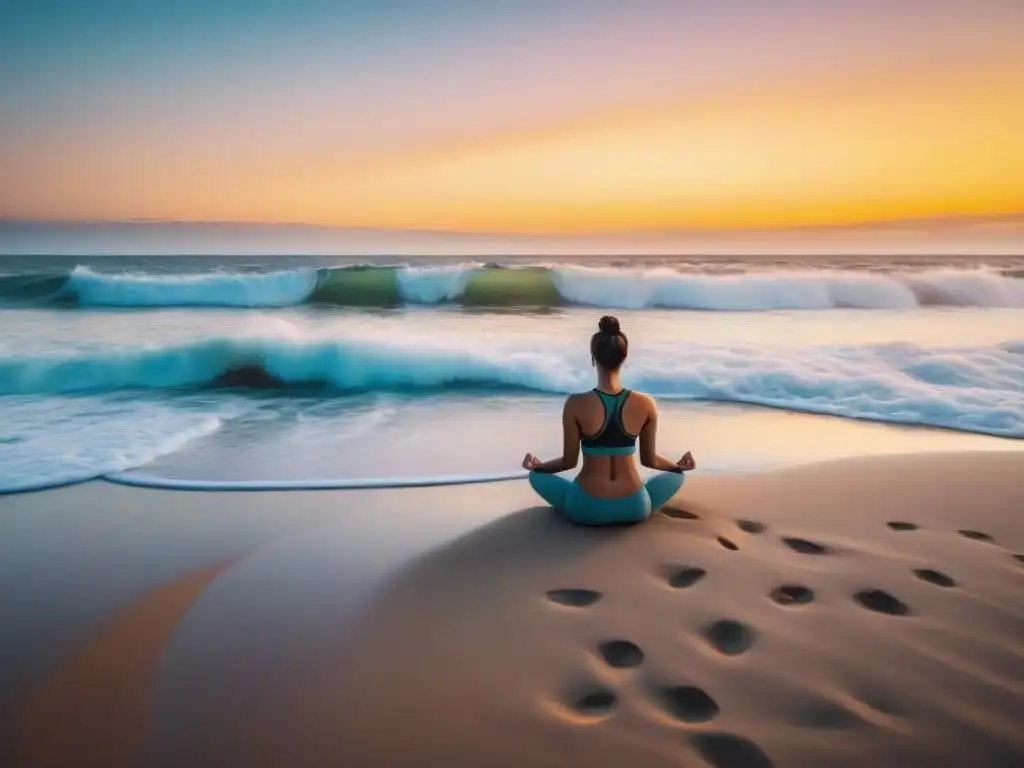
522, 316, 695, 526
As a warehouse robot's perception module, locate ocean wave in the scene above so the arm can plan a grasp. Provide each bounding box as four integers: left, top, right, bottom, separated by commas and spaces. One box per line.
1, 333, 1021, 438
68, 266, 319, 307
554, 266, 1024, 310
0, 264, 1022, 310
0, 396, 224, 494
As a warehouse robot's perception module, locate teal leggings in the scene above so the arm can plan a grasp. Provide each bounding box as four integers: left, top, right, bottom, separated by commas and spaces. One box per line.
528, 471, 685, 526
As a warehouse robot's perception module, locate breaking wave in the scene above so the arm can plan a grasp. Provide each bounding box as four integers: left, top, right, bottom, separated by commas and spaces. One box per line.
1, 333, 1021, 438
1, 264, 1022, 310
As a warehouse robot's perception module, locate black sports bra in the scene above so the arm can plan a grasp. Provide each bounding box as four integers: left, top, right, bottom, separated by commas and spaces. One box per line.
580, 389, 637, 456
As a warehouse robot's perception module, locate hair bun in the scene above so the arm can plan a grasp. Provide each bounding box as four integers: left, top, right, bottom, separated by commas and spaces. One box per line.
598, 315, 621, 335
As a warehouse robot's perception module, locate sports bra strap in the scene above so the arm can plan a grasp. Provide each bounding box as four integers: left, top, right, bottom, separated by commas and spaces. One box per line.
581, 388, 636, 451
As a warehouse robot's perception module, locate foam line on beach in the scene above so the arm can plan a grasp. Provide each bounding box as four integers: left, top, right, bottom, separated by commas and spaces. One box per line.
102, 469, 531, 492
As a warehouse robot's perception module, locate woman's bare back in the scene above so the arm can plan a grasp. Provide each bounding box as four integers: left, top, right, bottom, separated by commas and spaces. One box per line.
571, 388, 654, 498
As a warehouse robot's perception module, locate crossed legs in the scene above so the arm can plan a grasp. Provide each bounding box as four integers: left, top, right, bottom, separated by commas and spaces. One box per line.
528, 470, 685, 524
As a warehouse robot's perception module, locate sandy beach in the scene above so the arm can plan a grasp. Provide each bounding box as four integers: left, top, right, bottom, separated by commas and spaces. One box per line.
1, 451, 1022, 767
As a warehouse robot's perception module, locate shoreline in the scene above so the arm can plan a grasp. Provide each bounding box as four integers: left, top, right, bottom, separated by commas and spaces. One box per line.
0, 451, 1022, 767
6, 396, 1022, 497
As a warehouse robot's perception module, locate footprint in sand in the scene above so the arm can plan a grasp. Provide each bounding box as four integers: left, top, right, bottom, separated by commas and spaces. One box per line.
663, 507, 700, 520
572, 687, 618, 718
770, 584, 815, 607
793, 697, 864, 729
854, 589, 910, 617
598, 640, 645, 669
958, 529, 996, 544
913, 568, 956, 588
546, 589, 602, 608
717, 536, 739, 551
736, 519, 766, 534
655, 685, 720, 723
668, 567, 707, 589
782, 537, 833, 555
887, 521, 918, 532
691, 732, 774, 768
703, 620, 755, 656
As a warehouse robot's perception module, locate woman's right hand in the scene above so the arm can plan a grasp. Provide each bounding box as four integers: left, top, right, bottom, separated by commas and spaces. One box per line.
677, 451, 695, 472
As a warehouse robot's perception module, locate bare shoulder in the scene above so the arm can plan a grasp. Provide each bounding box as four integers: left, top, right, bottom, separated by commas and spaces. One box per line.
563, 391, 590, 412
628, 389, 657, 413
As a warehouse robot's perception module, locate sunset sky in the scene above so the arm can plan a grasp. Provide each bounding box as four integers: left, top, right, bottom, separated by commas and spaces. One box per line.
1, 0, 1022, 234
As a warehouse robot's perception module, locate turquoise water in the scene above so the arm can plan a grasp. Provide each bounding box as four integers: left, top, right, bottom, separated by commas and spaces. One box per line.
0, 255, 1022, 492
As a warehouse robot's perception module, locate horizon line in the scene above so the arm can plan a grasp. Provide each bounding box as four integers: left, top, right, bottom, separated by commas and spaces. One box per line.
1, 211, 1022, 239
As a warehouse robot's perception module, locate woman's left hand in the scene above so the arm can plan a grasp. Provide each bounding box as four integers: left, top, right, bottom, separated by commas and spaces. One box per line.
522, 453, 541, 470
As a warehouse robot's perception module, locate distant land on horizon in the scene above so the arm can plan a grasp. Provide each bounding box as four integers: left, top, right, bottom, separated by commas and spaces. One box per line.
0, 212, 1021, 258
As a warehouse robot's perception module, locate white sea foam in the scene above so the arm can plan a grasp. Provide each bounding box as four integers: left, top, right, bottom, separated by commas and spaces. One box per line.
33, 264, 1024, 309
65, 266, 320, 307
395, 265, 479, 303
0, 331, 1020, 438
0, 396, 226, 494
2, 310, 1020, 493
553, 266, 1024, 310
